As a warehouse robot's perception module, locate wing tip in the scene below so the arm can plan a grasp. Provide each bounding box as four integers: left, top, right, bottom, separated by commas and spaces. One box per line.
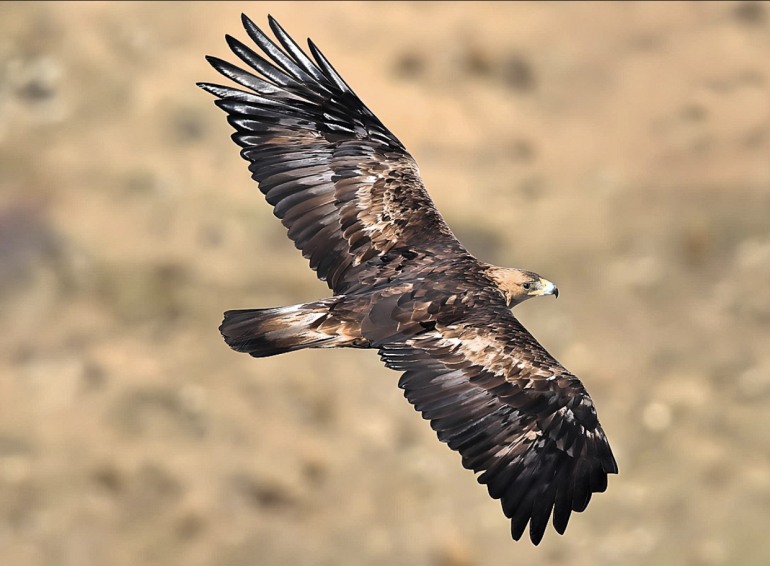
224, 33, 239, 49
241, 12, 255, 28
204, 54, 228, 72
196, 81, 224, 97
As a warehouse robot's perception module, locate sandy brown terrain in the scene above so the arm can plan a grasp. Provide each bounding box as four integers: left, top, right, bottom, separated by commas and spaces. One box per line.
1, 2, 769, 565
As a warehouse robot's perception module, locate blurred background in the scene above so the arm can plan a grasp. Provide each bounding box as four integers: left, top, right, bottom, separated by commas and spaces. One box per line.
1, 1, 769, 565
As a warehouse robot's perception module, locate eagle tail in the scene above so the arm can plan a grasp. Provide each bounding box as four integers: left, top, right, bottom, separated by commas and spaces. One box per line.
220, 299, 353, 357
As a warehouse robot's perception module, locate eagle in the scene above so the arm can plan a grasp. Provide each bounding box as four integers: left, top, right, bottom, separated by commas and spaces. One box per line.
198, 14, 617, 545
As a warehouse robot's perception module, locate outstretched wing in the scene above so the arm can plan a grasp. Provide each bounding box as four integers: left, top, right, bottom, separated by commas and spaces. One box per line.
378, 303, 617, 545
198, 15, 465, 294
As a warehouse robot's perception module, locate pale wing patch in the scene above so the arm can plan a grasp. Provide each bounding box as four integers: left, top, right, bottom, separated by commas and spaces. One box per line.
438, 325, 558, 382
334, 153, 438, 266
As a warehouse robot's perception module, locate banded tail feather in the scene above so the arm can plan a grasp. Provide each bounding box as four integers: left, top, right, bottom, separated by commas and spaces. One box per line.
220, 299, 358, 357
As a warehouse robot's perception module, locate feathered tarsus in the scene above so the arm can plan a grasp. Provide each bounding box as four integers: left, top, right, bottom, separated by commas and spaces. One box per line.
200, 14, 617, 545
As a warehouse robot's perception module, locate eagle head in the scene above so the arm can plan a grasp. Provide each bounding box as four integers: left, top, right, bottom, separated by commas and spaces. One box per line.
486, 266, 559, 308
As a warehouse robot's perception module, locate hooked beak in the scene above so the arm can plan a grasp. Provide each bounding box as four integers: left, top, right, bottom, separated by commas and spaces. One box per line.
529, 277, 559, 299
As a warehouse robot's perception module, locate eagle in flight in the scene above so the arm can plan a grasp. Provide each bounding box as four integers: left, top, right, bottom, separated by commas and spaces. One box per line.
199, 14, 617, 545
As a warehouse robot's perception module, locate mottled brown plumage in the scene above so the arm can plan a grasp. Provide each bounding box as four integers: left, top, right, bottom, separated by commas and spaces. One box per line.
199, 14, 617, 545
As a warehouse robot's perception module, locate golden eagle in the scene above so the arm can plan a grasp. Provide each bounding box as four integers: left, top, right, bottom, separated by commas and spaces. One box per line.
199, 14, 617, 545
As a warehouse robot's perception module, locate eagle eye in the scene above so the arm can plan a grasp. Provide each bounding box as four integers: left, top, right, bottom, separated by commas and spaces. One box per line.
522, 282, 532, 290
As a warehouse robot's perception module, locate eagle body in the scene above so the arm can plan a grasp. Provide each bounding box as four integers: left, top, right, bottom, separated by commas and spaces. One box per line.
200, 14, 617, 545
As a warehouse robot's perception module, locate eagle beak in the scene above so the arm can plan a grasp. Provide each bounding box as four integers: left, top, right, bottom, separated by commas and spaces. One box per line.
530, 277, 559, 299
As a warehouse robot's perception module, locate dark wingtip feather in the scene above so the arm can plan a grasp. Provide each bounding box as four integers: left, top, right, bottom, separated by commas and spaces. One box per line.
224, 33, 240, 49
240, 14, 316, 84
510, 513, 529, 542
552, 504, 572, 535
552, 480, 574, 535
260, 14, 326, 84
529, 522, 546, 546
241, 12, 255, 30
196, 81, 227, 97
605, 450, 619, 475
529, 497, 554, 545
307, 38, 353, 94
205, 54, 233, 75
197, 82, 259, 102
222, 33, 300, 90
